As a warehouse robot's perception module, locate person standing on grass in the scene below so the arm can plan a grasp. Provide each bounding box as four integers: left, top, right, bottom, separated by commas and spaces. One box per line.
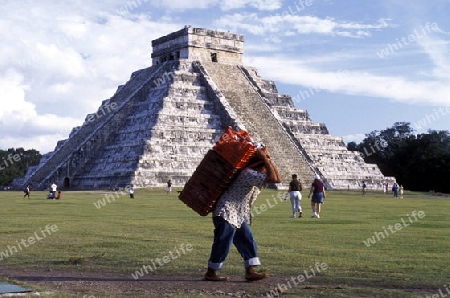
308, 175, 326, 218
129, 185, 135, 199
204, 146, 281, 282
362, 181, 367, 196
51, 183, 57, 197
167, 179, 172, 194
23, 185, 31, 199
392, 182, 399, 198
288, 174, 303, 218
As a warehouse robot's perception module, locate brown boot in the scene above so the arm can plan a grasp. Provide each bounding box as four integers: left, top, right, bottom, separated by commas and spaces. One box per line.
204, 267, 229, 281
245, 266, 270, 282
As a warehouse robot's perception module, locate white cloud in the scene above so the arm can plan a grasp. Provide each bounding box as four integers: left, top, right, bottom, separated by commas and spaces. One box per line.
284, 16, 390, 37
118, 0, 284, 12
246, 55, 450, 106
418, 36, 450, 80
214, 13, 267, 35
0, 1, 182, 152
342, 133, 366, 145
147, 0, 215, 10
0, 70, 32, 120
0, 69, 80, 152
220, 0, 282, 11
215, 13, 391, 38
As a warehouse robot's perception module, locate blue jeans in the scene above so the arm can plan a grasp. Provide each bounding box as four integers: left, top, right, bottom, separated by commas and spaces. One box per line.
208, 216, 260, 270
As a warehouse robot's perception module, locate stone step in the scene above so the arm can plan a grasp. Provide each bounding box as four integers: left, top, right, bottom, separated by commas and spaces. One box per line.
200, 62, 316, 187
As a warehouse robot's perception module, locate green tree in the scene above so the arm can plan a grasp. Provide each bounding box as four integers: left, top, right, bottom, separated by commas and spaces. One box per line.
0, 148, 42, 187
347, 123, 450, 192
346, 141, 359, 152
356, 122, 414, 176
395, 130, 450, 192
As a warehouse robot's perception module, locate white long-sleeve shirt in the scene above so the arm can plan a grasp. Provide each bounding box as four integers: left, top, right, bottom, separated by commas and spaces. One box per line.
213, 168, 266, 228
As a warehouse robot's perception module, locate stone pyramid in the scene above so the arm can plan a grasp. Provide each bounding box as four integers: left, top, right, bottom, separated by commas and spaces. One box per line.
15, 26, 394, 191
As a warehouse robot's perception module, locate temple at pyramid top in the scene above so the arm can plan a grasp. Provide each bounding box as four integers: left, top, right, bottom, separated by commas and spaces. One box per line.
14, 26, 395, 192
151, 26, 245, 65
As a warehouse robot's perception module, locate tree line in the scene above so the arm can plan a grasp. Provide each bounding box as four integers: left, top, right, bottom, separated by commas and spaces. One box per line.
347, 122, 450, 193
0, 148, 42, 187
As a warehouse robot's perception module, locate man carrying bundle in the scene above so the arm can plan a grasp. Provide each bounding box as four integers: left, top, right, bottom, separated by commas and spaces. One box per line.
204, 145, 281, 282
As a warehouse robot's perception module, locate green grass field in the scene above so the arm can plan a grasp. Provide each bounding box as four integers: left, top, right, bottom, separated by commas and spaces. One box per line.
0, 188, 449, 297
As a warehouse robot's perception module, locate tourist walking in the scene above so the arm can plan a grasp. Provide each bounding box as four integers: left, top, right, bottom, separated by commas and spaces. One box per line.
392, 182, 399, 198
308, 175, 326, 218
362, 181, 367, 196
23, 185, 31, 199
167, 179, 172, 194
129, 185, 135, 199
204, 147, 281, 282
288, 174, 303, 218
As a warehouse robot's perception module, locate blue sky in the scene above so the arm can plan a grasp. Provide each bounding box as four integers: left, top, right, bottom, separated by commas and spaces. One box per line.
1, 0, 449, 153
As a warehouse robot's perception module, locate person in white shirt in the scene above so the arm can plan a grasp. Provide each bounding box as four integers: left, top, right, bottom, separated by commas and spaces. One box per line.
129, 185, 135, 199
51, 183, 57, 197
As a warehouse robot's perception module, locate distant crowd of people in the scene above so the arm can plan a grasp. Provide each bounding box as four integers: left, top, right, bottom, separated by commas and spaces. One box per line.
20, 178, 177, 201
355, 181, 404, 198
382, 182, 404, 198
19, 183, 61, 200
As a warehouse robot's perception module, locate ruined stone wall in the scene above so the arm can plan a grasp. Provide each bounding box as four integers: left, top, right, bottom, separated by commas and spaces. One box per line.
152, 27, 244, 65
19, 58, 261, 190
16, 63, 168, 190
17, 57, 393, 191
71, 59, 242, 189
298, 133, 395, 189
133, 60, 227, 188
240, 66, 394, 189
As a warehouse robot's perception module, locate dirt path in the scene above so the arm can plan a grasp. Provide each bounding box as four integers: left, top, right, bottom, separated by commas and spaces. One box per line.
0, 266, 301, 297
1, 267, 433, 297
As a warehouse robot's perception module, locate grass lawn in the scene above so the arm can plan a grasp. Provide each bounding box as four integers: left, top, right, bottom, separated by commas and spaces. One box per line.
0, 188, 449, 297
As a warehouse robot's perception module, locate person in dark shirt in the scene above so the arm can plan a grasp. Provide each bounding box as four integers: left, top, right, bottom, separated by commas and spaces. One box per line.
307, 175, 326, 218
23, 185, 31, 199
288, 174, 303, 218
167, 179, 172, 194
